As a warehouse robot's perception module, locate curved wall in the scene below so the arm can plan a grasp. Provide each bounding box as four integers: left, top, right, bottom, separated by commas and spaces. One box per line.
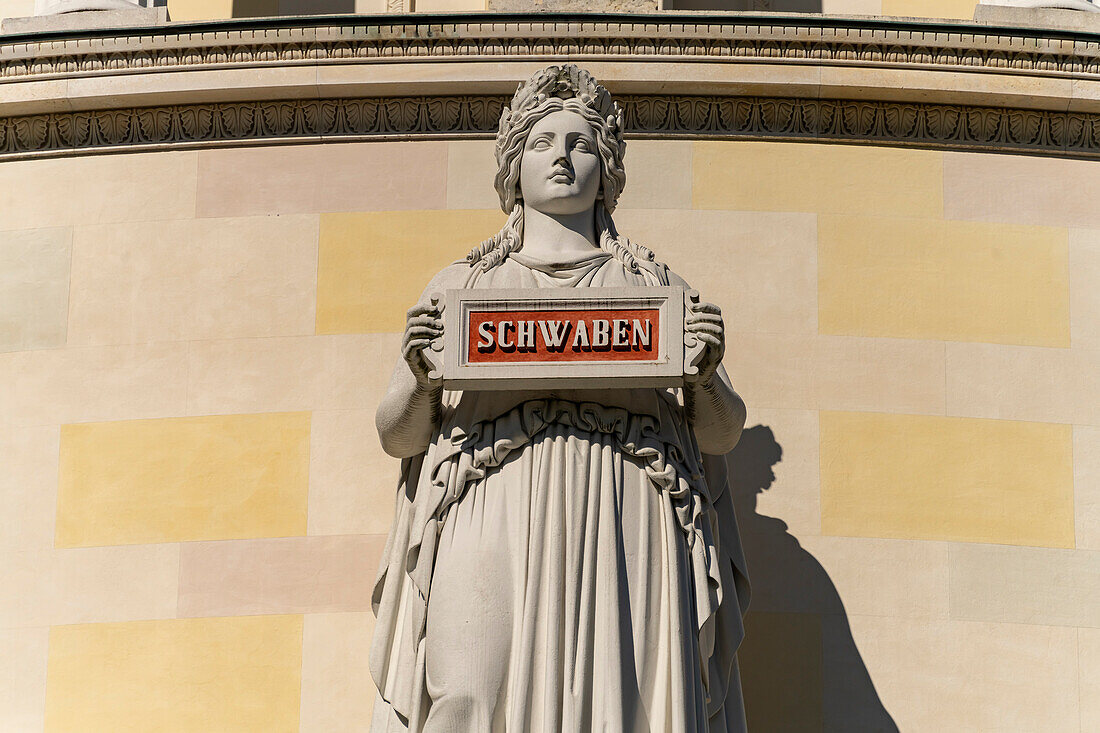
1, 13, 1098, 733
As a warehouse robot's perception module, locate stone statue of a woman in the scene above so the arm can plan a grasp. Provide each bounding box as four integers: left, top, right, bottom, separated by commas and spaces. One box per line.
370, 64, 751, 733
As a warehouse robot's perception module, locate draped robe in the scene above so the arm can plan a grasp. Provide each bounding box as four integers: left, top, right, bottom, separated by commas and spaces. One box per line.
370, 248, 751, 732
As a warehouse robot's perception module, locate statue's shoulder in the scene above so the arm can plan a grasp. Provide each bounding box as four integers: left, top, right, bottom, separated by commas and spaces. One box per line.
416, 260, 474, 303
662, 267, 690, 289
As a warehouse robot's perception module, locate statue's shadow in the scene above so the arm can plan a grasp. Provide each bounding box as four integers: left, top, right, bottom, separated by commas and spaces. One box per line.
727, 426, 898, 733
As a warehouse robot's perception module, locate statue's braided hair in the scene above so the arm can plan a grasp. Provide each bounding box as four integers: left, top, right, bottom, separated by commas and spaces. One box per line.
467, 64, 655, 272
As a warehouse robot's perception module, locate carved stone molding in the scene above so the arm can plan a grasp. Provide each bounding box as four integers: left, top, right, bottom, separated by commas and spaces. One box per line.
3, 14, 1100, 83
3, 93, 1100, 160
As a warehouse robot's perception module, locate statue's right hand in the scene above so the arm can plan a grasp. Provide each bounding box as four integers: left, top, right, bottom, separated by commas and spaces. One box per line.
403, 302, 444, 388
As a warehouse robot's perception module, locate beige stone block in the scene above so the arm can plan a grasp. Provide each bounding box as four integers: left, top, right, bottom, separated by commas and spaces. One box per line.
0, 425, 58, 551
446, 139, 499, 211
613, 209, 818, 336
732, 408, 820, 539
822, 412, 1074, 548
68, 215, 318, 347
799, 536, 950, 620
1071, 228, 1100, 350
0, 152, 196, 231
848, 615, 1079, 732
0, 342, 189, 428
300, 612, 377, 733
1081, 628, 1100, 733
416, 0, 485, 9
309, 409, 401, 537
186, 334, 389, 415
615, 140, 694, 211
316, 210, 504, 334
731, 333, 945, 415
1, 544, 178, 628
58, 412, 310, 548
0, 627, 47, 733
944, 151, 1100, 229
693, 141, 942, 219
178, 535, 384, 618
821, 0, 880, 12
949, 544, 1100, 628
0, 227, 71, 353
1078, 426, 1100, 551
946, 342, 1100, 426
819, 214, 1070, 348
0, 0, 36, 23
165, 0, 230, 21
820, 612, 899, 732
196, 142, 448, 218
45, 615, 302, 733
881, 0, 977, 18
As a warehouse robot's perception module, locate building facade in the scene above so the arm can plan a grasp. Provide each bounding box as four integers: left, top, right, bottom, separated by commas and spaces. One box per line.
1, 3, 1098, 732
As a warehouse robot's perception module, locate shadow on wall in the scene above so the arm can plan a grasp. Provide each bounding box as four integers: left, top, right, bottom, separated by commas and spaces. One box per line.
232, 0, 355, 17
669, 0, 824, 11
728, 426, 898, 733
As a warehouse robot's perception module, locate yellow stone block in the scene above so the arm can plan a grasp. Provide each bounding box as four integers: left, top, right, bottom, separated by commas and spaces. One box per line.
57, 412, 310, 548
819, 215, 1070, 347
882, 0, 977, 19
45, 615, 303, 733
821, 412, 1075, 548
692, 141, 942, 219
316, 209, 504, 334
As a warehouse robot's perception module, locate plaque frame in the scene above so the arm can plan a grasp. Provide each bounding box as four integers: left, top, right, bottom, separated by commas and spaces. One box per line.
426, 286, 690, 391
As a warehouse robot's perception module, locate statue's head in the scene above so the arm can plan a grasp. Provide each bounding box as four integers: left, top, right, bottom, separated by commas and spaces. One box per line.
493, 64, 627, 215
469, 65, 649, 272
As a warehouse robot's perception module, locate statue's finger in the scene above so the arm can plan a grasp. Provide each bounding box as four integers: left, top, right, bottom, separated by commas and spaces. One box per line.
686, 312, 723, 325
688, 323, 724, 337
407, 316, 443, 329
404, 337, 432, 354
693, 333, 722, 348
406, 303, 437, 318
406, 326, 441, 341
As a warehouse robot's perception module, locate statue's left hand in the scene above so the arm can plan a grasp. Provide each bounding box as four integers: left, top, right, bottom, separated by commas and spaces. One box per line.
684, 299, 725, 386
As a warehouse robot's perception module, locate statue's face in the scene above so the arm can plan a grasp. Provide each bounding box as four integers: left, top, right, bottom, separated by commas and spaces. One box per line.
518, 109, 602, 216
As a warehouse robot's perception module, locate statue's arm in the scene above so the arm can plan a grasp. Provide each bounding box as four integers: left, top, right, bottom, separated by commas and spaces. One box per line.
666, 271, 747, 455
375, 264, 468, 458
687, 364, 746, 455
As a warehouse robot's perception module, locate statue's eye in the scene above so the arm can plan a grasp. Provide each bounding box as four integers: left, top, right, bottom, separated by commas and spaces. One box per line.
574, 138, 593, 152
531, 137, 553, 151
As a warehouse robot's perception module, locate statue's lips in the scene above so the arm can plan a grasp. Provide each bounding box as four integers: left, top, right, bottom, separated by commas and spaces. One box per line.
548, 170, 574, 183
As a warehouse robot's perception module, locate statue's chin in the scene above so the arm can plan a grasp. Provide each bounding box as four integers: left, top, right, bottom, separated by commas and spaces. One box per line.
525, 195, 597, 217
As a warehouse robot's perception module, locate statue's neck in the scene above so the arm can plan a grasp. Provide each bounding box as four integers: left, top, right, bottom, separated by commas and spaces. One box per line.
521, 205, 599, 260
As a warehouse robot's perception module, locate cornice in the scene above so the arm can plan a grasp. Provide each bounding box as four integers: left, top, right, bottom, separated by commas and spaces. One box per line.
2, 13, 1100, 159
3, 93, 1099, 161
4, 12, 1100, 85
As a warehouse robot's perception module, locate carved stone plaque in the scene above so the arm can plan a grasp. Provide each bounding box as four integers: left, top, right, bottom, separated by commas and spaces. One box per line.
428, 286, 704, 390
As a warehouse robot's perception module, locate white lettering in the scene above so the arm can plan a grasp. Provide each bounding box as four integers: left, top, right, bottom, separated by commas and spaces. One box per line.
632, 319, 651, 348
613, 318, 629, 347
498, 320, 514, 349
477, 320, 495, 349
592, 319, 610, 348
517, 320, 535, 350
539, 320, 570, 351
571, 320, 590, 349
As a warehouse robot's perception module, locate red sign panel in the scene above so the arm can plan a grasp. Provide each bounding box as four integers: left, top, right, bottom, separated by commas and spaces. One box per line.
466, 308, 661, 363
